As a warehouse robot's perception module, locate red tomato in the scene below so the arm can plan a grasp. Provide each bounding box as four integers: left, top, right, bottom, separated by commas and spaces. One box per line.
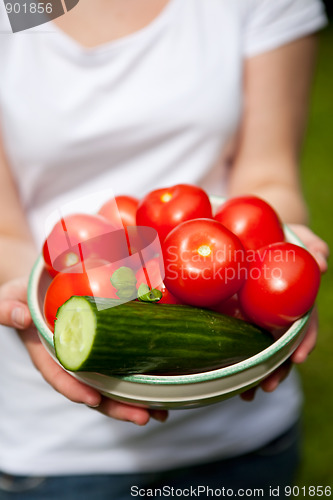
162, 219, 246, 307
42, 214, 122, 277
214, 196, 285, 251
238, 242, 321, 329
135, 258, 182, 304
158, 284, 183, 305
43, 260, 118, 331
100, 196, 159, 264
98, 195, 139, 228
136, 184, 213, 243
123, 225, 160, 264
210, 294, 248, 321
135, 257, 163, 289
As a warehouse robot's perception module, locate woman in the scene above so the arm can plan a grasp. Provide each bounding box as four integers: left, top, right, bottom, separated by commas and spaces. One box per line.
0, 0, 329, 498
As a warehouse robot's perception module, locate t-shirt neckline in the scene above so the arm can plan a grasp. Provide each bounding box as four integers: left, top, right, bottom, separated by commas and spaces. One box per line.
40, 0, 180, 58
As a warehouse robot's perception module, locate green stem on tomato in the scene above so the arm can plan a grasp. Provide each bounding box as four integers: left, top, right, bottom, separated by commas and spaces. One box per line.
137, 283, 162, 303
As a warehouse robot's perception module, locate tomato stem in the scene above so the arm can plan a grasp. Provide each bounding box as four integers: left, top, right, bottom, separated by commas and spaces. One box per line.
137, 284, 162, 303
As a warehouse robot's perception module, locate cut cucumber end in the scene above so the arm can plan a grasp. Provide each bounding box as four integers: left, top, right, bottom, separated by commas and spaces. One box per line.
54, 296, 96, 371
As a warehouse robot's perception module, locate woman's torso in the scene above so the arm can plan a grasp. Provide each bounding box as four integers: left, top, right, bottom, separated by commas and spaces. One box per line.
0, 0, 317, 475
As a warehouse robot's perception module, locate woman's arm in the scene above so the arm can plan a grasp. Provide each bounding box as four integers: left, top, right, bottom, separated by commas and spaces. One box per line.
0, 135, 37, 284
230, 35, 329, 399
0, 134, 167, 424
229, 35, 318, 223
231, 34, 329, 264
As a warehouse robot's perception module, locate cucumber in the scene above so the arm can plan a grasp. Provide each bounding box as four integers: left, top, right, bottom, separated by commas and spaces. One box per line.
54, 296, 273, 376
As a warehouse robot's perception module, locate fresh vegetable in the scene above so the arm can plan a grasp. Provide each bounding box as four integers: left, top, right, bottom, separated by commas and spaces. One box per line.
43, 214, 119, 277
54, 296, 273, 375
238, 242, 321, 329
43, 260, 118, 330
137, 284, 163, 303
135, 257, 163, 289
214, 196, 285, 251
162, 219, 246, 307
210, 294, 248, 321
135, 257, 182, 304
136, 184, 212, 243
98, 195, 157, 261
98, 195, 139, 228
43, 184, 320, 373
156, 284, 183, 305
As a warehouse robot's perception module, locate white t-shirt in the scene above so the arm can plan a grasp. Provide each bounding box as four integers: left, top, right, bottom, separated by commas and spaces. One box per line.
0, 0, 327, 476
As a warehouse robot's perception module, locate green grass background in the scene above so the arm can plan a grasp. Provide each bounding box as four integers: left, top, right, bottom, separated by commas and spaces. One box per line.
296, 25, 333, 485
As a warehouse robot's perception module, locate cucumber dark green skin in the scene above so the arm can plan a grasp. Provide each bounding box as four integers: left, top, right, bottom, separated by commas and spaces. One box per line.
54, 296, 273, 376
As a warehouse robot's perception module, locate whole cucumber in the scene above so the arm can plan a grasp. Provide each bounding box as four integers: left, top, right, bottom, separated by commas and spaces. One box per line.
54, 296, 273, 375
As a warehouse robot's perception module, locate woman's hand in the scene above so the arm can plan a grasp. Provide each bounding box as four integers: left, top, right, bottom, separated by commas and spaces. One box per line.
241, 224, 329, 401
0, 278, 168, 425
288, 224, 329, 274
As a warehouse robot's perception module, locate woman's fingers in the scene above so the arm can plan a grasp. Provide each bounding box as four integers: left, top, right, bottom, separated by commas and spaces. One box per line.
288, 224, 329, 273
93, 399, 168, 424
0, 278, 32, 328
240, 387, 258, 402
260, 360, 292, 393
150, 409, 169, 423
0, 300, 31, 329
20, 328, 167, 425
1, 278, 169, 426
240, 361, 292, 401
291, 308, 318, 364
0, 278, 98, 405
240, 307, 318, 401
91, 398, 151, 425
20, 328, 103, 407
0, 278, 28, 302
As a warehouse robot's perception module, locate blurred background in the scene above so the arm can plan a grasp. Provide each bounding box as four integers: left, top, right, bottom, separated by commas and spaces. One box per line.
322, 0, 333, 19
296, 2, 332, 485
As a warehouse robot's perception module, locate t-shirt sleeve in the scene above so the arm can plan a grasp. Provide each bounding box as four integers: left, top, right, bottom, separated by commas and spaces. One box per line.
243, 0, 328, 57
